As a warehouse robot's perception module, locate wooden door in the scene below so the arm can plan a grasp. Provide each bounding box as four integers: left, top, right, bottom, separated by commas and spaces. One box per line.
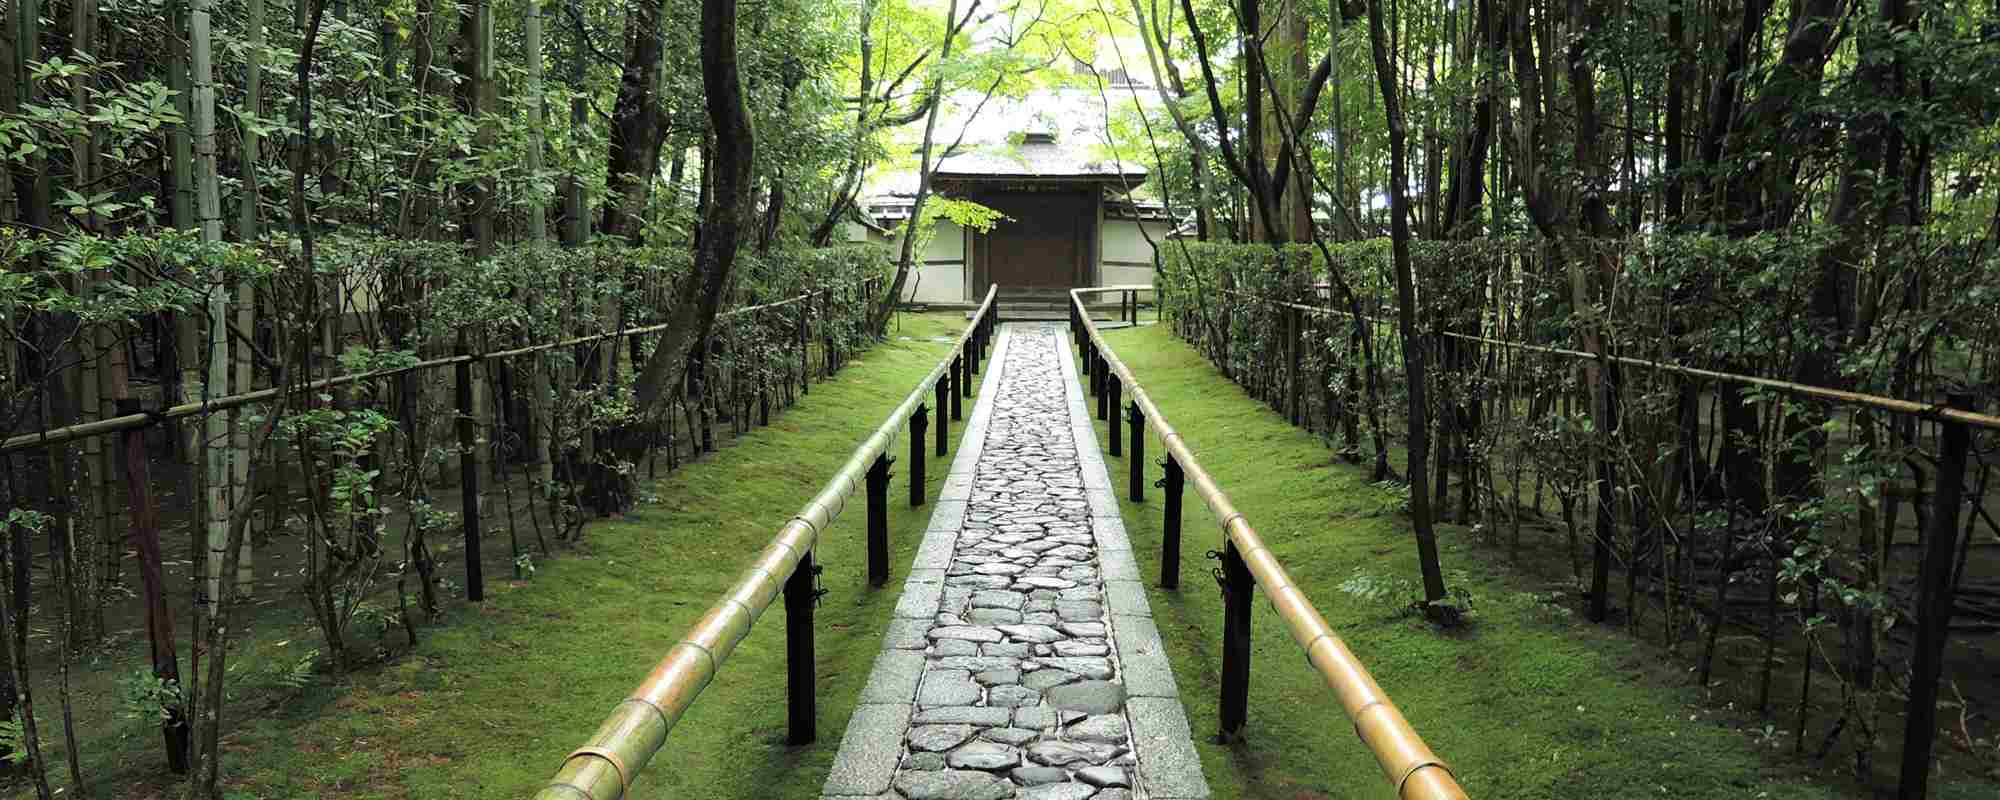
979, 190, 1086, 288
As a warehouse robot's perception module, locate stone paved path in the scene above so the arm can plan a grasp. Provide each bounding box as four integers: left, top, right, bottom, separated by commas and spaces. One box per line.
824, 324, 1209, 800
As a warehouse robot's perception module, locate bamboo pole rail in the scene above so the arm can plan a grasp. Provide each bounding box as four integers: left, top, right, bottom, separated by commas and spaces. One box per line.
533, 285, 998, 800
0, 279, 876, 455
1070, 286, 1470, 800
1214, 288, 2000, 433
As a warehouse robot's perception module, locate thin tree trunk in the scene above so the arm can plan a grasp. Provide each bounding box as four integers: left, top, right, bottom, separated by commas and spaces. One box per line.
611, 0, 757, 511
600, 0, 667, 243
562, 6, 589, 246
872, 0, 984, 335
1365, 0, 1446, 605
525, 0, 548, 243
811, 0, 877, 247
0, 539, 52, 799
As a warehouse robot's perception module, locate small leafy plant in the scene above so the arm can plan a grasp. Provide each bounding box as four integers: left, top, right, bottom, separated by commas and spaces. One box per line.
118, 669, 185, 727
1339, 568, 1477, 627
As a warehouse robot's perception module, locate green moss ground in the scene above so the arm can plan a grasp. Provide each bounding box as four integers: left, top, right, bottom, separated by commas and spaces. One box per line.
19, 311, 971, 800
1084, 322, 1880, 800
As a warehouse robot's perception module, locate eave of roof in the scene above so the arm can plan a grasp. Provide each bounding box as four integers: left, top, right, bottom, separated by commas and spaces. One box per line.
932, 172, 1149, 186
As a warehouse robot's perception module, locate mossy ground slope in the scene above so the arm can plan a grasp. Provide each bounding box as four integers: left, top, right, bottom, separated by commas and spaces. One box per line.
1085, 322, 1878, 800
33, 311, 974, 800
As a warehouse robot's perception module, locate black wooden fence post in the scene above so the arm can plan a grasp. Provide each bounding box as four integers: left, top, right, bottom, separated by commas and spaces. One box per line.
784, 548, 817, 745
1108, 374, 1123, 457
455, 347, 485, 602
1898, 393, 1976, 799
1159, 455, 1183, 589
1085, 339, 1096, 391
1287, 307, 1303, 426
1128, 402, 1145, 502
759, 310, 772, 425
1219, 539, 1252, 739
950, 355, 964, 420
910, 405, 928, 507
1095, 352, 1109, 421
867, 453, 893, 587
1076, 313, 1088, 370
935, 377, 950, 456
798, 302, 809, 396
969, 322, 982, 377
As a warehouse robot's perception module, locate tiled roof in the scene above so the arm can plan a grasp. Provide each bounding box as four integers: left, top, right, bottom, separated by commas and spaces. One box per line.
934, 141, 1147, 181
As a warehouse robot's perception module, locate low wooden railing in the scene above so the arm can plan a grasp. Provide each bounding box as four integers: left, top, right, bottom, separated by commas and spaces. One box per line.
533, 285, 999, 800
1068, 287, 1471, 800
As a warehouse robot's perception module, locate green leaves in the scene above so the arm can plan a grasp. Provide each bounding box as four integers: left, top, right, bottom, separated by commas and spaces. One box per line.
57, 188, 129, 220
116, 671, 186, 727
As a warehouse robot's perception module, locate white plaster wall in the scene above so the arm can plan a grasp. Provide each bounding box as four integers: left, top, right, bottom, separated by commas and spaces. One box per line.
1101, 264, 1155, 290
1098, 219, 1169, 302
902, 220, 968, 303
904, 262, 968, 304
1100, 219, 1170, 269
922, 221, 965, 262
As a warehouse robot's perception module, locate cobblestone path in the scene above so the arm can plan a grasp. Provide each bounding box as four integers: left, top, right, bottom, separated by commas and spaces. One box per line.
824, 324, 1208, 800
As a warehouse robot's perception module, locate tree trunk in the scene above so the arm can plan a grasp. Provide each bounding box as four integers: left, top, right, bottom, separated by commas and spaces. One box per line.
810, 0, 876, 247
607, 0, 757, 512
601, 0, 667, 243
525, 0, 549, 244
0, 536, 52, 798
1132, 0, 1219, 238
1365, 0, 1446, 605
562, 7, 590, 246
871, 0, 982, 336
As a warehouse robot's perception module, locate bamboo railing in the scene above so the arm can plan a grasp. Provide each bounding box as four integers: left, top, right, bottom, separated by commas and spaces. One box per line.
1069, 286, 1470, 800
533, 285, 999, 800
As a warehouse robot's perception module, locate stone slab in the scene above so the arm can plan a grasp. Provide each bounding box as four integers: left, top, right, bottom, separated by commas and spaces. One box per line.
1099, 554, 1139, 581
1104, 580, 1150, 617
859, 649, 926, 704
822, 703, 911, 796
1127, 697, 1211, 799
894, 580, 942, 619
880, 620, 933, 653
1111, 613, 1180, 698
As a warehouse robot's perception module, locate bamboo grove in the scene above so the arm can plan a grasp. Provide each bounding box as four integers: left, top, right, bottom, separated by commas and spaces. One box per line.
1098, 0, 2000, 793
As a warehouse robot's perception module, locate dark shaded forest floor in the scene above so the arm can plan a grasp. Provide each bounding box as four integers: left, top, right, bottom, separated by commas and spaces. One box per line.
1088, 321, 2000, 799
